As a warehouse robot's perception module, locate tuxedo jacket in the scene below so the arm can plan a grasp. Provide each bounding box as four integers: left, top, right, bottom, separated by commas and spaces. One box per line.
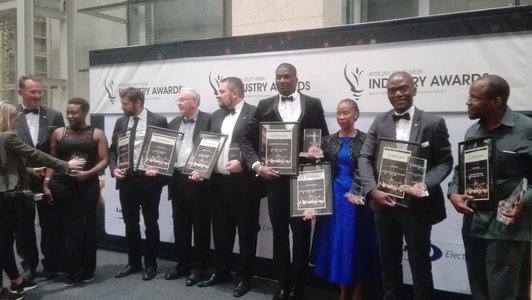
167, 110, 211, 198
239, 93, 329, 170
358, 107, 453, 225
16, 105, 64, 156
108, 109, 168, 190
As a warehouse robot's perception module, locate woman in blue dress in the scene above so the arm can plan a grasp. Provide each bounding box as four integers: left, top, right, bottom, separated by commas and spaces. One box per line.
308, 99, 381, 300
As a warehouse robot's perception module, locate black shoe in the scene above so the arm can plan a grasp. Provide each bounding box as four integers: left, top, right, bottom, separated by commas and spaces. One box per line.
10, 278, 37, 294
272, 287, 289, 300
115, 265, 141, 278
233, 280, 251, 297
79, 272, 95, 283
20, 270, 36, 282
0, 288, 23, 300
165, 265, 189, 280
63, 277, 77, 287
43, 271, 57, 280
142, 267, 157, 281
288, 285, 303, 300
185, 272, 202, 286
197, 273, 230, 287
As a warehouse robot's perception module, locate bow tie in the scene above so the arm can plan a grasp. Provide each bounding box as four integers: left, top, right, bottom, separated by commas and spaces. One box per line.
182, 118, 195, 124
225, 108, 236, 115
392, 113, 410, 122
23, 108, 39, 115
281, 96, 294, 102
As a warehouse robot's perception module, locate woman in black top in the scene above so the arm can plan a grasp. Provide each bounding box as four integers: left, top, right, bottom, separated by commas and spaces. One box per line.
43, 98, 109, 286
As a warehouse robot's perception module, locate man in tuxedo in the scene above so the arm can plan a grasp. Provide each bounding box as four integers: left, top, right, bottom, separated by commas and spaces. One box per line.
448, 75, 532, 300
109, 87, 168, 281
239, 63, 329, 300
164, 88, 212, 286
195, 77, 263, 297
358, 71, 453, 300
16, 75, 65, 280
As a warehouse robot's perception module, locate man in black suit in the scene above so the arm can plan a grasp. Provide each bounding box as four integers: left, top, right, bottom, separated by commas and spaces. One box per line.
239, 63, 329, 300
358, 71, 453, 300
195, 77, 263, 297
16, 75, 65, 280
164, 88, 212, 286
109, 87, 168, 281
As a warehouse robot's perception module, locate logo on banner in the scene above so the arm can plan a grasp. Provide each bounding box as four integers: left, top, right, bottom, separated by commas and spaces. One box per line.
344, 65, 364, 100
209, 72, 224, 96
403, 243, 443, 261
104, 78, 117, 104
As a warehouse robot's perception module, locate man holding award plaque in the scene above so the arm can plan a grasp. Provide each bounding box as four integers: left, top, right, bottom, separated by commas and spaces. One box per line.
448, 75, 532, 300
358, 71, 453, 299
240, 63, 329, 300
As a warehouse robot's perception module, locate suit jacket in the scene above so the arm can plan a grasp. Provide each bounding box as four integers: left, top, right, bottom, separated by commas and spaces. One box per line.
167, 110, 211, 199
358, 107, 453, 225
0, 132, 68, 192
239, 93, 329, 170
16, 105, 64, 155
108, 109, 168, 190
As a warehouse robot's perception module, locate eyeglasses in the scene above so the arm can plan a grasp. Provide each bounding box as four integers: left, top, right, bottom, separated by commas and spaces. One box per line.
466, 95, 492, 103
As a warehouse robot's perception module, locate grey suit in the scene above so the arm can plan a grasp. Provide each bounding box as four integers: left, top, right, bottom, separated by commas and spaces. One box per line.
358, 107, 453, 299
167, 111, 212, 272
15, 105, 65, 274
108, 109, 168, 269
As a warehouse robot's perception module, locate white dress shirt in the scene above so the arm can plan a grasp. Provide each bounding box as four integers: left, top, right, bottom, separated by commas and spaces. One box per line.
22, 105, 40, 146
395, 105, 415, 142
176, 111, 199, 168
215, 101, 244, 175
128, 108, 147, 165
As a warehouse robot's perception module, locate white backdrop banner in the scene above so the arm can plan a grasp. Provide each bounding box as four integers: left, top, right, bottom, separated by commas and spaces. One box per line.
90, 33, 531, 115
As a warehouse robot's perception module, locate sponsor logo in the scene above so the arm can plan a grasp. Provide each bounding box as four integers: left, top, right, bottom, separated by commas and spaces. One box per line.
344, 65, 364, 100
209, 72, 223, 96
105, 77, 117, 104
403, 243, 443, 261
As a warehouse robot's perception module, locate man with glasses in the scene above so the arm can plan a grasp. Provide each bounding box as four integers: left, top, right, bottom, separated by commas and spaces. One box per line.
448, 75, 532, 300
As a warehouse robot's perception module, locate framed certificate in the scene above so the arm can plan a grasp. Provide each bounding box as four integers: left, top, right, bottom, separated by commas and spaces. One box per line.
299, 128, 322, 157
116, 128, 132, 172
227, 142, 241, 161
376, 138, 421, 207
458, 136, 495, 210
182, 132, 228, 179
290, 163, 333, 217
136, 126, 184, 176
260, 122, 299, 175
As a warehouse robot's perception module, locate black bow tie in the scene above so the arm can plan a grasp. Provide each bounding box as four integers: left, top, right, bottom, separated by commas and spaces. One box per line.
225, 108, 236, 115
281, 96, 294, 102
393, 113, 410, 122
183, 118, 195, 124
23, 108, 39, 115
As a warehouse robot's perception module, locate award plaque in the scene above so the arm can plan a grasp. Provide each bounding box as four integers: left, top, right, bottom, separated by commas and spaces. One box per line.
376, 138, 421, 207
458, 136, 494, 210
183, 132, 228, 179
290, 163, 333, 217
259, 122, 299, 175
497, 178, 527, 225
116, 128, 132, 172
136, 126, 184, 176
299, 129, 322, 157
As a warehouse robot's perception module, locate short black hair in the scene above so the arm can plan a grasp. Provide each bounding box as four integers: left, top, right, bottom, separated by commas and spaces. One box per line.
476, 75, 510, 103
119, 87, 145, 106
338, 98, 360, 121
68, 97, 90, 114
276, 63, 297, 76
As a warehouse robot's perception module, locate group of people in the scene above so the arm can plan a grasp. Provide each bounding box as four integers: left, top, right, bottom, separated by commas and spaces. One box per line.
0, 66, 530, 300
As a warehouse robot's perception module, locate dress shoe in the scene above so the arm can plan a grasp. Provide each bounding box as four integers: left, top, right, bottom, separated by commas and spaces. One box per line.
288, 285, 303, 300
21, 269, 36, 281
165, 267, 189, 280
115, 265, 141, 278
272, 287, 289, 300
185, 272, 202, 286
233, 280, 251, 297
197, 273, 230, 287
142, 267, 157, 281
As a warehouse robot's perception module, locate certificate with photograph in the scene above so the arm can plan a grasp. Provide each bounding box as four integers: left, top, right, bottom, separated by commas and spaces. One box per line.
458, 137, 494, 210
136, 126, 184, 176
299, 129, 322, 157
376, 138, 421, 207
183, 132, 228, 179
290, 163, 333, 217
260, 122, 299, 175
116, 128, 132, 172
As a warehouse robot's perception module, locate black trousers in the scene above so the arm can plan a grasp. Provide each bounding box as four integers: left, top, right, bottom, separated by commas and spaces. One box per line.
118, 177, 162, 269
266, 177, 311, 289
373, 208, 433, 300
210, 172, 260, 278
171, 172, 210, 272
0, 193, 21, 280
50, 176, 99, 278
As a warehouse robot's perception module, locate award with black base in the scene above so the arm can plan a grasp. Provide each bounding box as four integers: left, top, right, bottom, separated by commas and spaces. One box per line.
260, 122, 299, 175
290, 163, 333, 217
458, 136, 494, 211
